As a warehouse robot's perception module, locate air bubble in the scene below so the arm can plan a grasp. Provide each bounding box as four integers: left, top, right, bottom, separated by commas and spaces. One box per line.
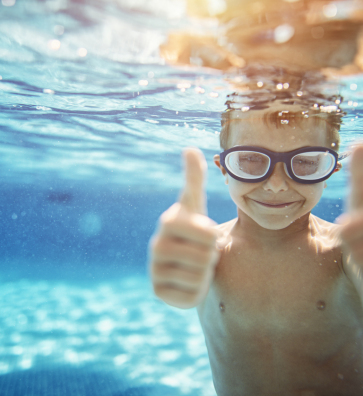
323, 4, 337, 18
77, 48, 87, 57
274, 24, 295, 43
48, 39, 61, 51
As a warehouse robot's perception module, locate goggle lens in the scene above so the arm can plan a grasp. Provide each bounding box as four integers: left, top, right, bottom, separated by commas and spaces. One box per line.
226, 151, 270, 179
291, 152, 335, 180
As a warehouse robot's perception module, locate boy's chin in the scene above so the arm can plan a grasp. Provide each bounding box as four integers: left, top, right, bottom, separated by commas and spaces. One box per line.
251, 215, 298, 230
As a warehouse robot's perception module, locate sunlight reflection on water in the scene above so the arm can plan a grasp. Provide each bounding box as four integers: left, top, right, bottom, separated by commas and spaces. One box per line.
0, 276, 216, 395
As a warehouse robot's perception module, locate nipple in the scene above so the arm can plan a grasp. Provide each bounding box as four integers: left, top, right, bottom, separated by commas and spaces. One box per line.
316, 300, 326, 310
219, 302, 225, 313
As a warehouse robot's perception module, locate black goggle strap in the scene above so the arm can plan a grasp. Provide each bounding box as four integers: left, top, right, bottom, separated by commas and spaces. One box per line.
337, 151, 351, 161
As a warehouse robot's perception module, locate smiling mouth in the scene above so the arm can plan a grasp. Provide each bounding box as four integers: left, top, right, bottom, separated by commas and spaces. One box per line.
252, 200, 298, 208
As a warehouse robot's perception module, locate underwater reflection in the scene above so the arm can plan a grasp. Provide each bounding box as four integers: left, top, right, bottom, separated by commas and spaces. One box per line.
162, 0, 363, 74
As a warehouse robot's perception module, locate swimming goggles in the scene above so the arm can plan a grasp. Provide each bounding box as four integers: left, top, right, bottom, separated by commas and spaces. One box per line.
219, 146, 351, 184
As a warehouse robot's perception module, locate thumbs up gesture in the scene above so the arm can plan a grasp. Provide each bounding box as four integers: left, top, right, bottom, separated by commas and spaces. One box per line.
340, 145, 363, 273
149, 148, 221, 309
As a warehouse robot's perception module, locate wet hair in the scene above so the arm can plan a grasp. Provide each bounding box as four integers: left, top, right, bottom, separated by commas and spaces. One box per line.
220, 107, 343, 152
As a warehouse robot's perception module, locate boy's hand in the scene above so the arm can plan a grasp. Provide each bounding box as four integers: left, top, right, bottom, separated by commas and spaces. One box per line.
149, 148, 221, 309
340, 145, 363, 270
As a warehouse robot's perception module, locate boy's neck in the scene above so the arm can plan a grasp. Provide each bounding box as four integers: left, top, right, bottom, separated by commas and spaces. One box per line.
234, 209, 312, 244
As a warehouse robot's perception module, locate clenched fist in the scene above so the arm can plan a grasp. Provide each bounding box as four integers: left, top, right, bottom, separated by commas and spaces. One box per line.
149, 148, 221, 309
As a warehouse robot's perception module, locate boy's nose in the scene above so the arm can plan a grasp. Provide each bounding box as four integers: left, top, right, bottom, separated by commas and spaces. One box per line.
262, 162, 289, 193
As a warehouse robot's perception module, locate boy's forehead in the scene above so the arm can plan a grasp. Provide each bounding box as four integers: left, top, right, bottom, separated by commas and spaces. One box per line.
227, 112, 328, 151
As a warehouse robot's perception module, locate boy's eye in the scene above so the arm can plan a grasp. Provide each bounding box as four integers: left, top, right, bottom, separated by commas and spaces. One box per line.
293, 155, 319, 166
295, 159, 318, 165
238, 154, 265, 163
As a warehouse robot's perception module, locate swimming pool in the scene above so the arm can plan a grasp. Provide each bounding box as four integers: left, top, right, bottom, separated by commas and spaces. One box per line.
0, 0, 362, 395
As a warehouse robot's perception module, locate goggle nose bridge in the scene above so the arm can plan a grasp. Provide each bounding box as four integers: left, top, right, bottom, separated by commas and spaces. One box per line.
263, 158, 293, 180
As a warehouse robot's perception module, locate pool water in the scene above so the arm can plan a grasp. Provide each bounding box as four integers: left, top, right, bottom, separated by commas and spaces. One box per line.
0, 0, 362, 395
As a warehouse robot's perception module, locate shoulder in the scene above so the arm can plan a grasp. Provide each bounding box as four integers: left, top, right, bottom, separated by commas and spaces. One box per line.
213, 218, 237, 233
310, 214, 347, 275
310, 214, 342, 240
213, 218, 237, 252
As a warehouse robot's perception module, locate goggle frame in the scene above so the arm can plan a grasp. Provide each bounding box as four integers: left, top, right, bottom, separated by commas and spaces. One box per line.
219, 146, 348, 184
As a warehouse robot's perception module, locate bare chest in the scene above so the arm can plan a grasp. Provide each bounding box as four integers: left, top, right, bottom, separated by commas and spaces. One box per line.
217, 246, 341, 327
199, 240, 362, 347
197, 225, 363, 394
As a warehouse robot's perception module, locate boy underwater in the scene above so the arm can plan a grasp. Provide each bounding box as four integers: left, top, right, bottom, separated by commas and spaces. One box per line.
149, 98, 363, 395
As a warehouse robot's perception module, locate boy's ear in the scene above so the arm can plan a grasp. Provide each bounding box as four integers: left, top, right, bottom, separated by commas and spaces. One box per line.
214, 154, 227, 176
333, 162, 342, 173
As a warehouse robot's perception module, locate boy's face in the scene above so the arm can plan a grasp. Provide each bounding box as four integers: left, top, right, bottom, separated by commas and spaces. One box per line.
214, 114, 332, 230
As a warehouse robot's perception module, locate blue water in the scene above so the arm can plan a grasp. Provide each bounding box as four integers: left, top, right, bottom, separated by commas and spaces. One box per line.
0, 1, 363, 395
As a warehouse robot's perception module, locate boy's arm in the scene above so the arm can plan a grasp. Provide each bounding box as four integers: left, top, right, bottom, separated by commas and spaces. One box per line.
148, 148, 222, 309
340, 146, 363, 301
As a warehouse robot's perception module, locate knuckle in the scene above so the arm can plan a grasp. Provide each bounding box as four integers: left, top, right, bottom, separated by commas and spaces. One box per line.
150, 236, 163, 255
159, 203, 181, 226
153, 283, 166, 298
204, 229, 218, 245
199, 248, 214, 266
190, 270, 204, 285
152, 262, 170, 279
152, 237, 172, 258
159, 217, 179, 237
181, 293, 198, 307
